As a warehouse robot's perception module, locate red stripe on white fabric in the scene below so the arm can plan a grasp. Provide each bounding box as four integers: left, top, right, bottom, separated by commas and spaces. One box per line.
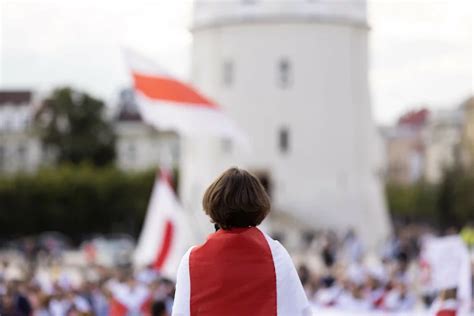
159, 169, 174, 188
153, 219, 174, 270
189, 227, 276, 316
132, 72, 217, 108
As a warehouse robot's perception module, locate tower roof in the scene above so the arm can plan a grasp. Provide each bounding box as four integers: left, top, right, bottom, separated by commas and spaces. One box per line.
193, 0, 367, 30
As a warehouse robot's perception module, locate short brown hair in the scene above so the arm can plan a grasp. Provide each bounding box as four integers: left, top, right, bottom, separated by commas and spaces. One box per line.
202, 167, 271, 230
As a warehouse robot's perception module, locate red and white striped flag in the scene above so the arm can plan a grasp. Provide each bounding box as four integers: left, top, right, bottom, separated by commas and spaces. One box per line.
172, 227, 312, 316
124, 49, 245, 142
133, 169, 193, 278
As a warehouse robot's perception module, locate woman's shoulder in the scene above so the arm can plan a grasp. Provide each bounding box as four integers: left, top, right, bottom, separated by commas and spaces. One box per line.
255, 227, 289, 255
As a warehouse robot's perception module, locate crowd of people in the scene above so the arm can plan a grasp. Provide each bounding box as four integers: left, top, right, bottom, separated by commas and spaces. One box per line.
0, 258, 175, 316
0, 225, 472, 315
295, 226, 473, 313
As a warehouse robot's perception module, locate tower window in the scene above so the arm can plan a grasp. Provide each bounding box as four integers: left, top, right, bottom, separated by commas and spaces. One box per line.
279, 127, 290, 153
278, 58, 292, 88
222, 60, 234, 86
221, 138, 233, 154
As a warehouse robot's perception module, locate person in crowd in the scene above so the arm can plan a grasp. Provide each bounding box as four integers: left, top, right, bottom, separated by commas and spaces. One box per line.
172, 167, 311, 316
430, 288, 459, 316
0, 280, 32, 316
107, 273, 149, 316
343, 229, 364, 264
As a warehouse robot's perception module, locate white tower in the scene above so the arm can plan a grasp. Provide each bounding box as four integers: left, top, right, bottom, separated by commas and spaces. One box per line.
181, 0, 391, 248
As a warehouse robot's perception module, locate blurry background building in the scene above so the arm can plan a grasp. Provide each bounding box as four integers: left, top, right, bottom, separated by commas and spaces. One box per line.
181, 0, 391, 248
0, 91, 42, 173
383, 109, 429, 185
114, 88, 179, 171
0, 89, 179, 174
383, 96, 474, 185
423, 108, 463, 183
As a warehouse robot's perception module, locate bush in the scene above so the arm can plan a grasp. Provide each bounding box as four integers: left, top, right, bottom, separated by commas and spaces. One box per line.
0, 165, 156, 242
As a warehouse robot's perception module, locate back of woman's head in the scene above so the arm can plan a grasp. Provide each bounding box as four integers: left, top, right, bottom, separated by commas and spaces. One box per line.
202, 167, 271, 230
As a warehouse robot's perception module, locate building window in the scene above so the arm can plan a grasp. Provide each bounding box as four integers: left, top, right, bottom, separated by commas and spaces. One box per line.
221, 138, 233, 154
0, 146, 4, 170
127, 142, 136, 162
279, 127, 289, 153
17, 145, 27, 166
222, 60, 234, 86
277, 58, 292, 88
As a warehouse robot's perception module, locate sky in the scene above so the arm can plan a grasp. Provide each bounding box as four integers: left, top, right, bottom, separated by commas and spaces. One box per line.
0, 0, 472, 124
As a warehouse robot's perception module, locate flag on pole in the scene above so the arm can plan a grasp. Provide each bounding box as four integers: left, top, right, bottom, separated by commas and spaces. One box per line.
124, 49, 246, 142
133, 169, 193, 278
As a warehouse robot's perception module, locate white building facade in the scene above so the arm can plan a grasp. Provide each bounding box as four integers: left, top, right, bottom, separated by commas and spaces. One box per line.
423, 109, 463, 183
0, 91, 43, 173
0, 88, 179, 174
180, 0, 391, 248
114, 89, 180, 171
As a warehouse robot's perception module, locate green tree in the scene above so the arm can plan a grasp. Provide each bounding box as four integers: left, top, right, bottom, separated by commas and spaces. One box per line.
438, 166, 474, 229
436, 167, 460, 229
386, 181, 437, 222
36, 87, 116, 166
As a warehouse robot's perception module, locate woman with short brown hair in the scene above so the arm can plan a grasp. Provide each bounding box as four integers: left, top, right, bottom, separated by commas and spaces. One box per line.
202, 167, 271, 230
172, 168, 311, 316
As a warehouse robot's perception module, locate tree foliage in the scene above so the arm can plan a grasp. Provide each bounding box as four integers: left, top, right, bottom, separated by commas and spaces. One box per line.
35, 87, 116, 166
386, 181, 437, 222
387, 167, 474, 229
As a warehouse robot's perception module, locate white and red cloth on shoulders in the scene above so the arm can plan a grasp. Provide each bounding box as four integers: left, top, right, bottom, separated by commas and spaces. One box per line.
172, 227, 312, 316
431, 299, 458, 316
107, 281, 151, 316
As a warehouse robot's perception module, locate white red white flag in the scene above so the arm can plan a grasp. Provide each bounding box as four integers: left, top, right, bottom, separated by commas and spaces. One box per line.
133, 169, 193, 278
124, 49, 245, 142
172, 227, 311, 316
